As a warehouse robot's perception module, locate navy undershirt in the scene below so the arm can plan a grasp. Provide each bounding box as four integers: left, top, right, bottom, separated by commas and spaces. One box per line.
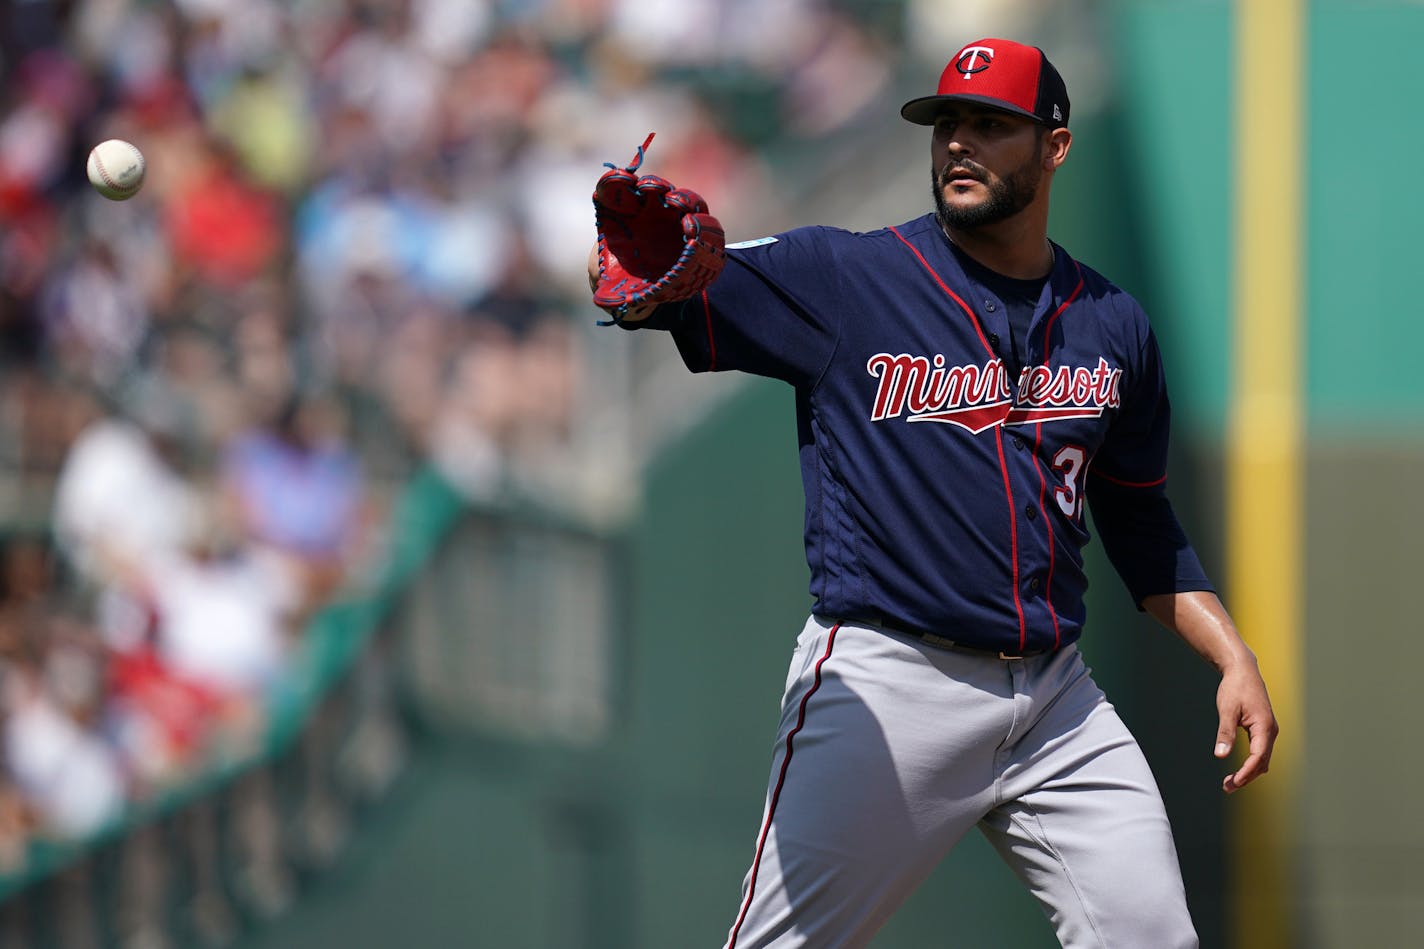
947, 242, 1050, 375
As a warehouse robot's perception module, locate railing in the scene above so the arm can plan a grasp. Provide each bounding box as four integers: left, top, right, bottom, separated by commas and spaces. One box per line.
398, 499, 623, 748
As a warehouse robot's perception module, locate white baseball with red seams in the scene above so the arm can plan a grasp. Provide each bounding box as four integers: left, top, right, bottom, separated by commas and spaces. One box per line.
86, 139, 145, 200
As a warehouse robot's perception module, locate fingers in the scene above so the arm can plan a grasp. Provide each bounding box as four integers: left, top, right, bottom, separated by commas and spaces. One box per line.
1212, 662, 1279, 794
1214, 715, 1244, 793
1222, 731, 1272, 793
1217, 713, 1279, 794
1213, 714, 1236, 760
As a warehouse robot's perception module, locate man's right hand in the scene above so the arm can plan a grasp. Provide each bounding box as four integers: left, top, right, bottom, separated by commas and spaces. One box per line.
589, 133, 725, 324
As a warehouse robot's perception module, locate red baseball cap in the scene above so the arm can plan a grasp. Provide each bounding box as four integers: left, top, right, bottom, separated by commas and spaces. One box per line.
901, 38, 1070, 129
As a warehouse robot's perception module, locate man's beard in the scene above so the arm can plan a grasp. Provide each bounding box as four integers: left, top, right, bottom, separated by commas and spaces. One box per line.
932, 150, 1043, 230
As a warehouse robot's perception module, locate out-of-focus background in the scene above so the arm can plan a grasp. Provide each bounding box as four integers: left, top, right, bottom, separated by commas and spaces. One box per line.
0, 0, 1416, 947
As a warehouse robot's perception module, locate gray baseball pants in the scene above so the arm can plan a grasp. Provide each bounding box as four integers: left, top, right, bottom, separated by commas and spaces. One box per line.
723, 615, 1199, 949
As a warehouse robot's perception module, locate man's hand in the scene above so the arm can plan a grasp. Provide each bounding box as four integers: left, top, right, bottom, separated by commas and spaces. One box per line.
1142, 590, 1280, 794
589, 133, 724, 324
1213, 658, 1278, 793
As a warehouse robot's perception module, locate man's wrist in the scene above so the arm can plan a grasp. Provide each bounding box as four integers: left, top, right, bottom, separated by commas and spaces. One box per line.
1213, 644, 1260, 676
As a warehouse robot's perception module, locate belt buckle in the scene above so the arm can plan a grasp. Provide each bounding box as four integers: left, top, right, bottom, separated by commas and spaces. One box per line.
998, 651, 1026, 660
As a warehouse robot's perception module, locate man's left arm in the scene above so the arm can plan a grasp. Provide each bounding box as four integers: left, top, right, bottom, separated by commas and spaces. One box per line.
1141, 591, 1279, 794
1089, 322, 1278, 794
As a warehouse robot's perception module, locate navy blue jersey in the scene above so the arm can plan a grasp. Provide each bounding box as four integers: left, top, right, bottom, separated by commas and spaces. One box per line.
629, 212, 1211, 653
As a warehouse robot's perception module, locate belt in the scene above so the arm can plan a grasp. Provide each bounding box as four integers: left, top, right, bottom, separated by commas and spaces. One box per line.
853, 615, 1052, 660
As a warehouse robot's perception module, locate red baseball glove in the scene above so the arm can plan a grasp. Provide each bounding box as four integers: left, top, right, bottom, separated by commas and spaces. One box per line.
591, 133, 725, 324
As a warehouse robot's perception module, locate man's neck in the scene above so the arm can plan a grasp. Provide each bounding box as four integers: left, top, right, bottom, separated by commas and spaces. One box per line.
940, 214, 1054, 280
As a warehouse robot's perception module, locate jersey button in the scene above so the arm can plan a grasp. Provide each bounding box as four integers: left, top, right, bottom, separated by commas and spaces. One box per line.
1012, 436, 1025, 450
985, 301, 998, 312
989, 333, 1001, 348
1025, 504, 1038, 520
1029, 577, 1042, 591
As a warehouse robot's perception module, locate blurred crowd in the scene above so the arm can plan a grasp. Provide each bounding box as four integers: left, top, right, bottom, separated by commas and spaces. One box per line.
0, 0, 901, 874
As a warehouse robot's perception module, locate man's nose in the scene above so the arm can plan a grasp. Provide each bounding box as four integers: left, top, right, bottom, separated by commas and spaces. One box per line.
943, 135, 973, 158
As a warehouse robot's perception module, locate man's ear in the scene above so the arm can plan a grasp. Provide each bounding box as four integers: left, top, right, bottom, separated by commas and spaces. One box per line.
1044, 128, 1072, 171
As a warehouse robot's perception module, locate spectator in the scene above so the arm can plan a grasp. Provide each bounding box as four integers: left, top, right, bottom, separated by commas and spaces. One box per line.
51, 381, 203, 589
2, 644, 125, 838
219, 390, 370, 602
39, 238, 151, 388
136, 523, 303, 746
164, 135, 286, 290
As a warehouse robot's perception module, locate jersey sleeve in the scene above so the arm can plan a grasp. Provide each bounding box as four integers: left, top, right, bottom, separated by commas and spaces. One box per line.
619, 227, 845, 389
1086, 326, 1213, 606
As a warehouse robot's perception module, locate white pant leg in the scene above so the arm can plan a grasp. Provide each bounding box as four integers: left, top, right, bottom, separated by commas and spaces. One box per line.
724, 617, 1019, 949
980, 648, 1198, 949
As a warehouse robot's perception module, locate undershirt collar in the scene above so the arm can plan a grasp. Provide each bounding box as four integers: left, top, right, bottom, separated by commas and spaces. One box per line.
945, 240, 1051, 373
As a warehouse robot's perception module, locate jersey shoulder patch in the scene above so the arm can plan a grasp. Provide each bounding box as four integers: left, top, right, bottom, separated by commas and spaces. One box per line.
726, 236, 779, 249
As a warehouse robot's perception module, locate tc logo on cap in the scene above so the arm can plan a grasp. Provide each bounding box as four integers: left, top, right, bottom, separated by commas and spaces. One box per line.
900, 38, 1070, 129
956, 45, 995, 78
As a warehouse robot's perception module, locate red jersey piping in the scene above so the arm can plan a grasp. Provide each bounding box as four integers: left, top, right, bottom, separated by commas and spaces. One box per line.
1089, 468, 1168, 489
701, 290, 717, 371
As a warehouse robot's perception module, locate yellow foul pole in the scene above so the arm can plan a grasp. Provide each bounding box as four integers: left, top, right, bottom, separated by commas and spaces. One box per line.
1229, 0, 1304, 946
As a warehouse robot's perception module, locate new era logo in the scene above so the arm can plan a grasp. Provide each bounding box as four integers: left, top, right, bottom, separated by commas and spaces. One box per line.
1053, 104, 1062, 121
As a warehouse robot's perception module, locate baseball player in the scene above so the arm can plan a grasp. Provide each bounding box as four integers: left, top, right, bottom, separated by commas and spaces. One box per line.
588, 38, 1278, 948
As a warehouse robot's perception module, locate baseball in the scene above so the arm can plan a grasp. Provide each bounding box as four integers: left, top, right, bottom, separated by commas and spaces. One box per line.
86, 139, 146, 200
